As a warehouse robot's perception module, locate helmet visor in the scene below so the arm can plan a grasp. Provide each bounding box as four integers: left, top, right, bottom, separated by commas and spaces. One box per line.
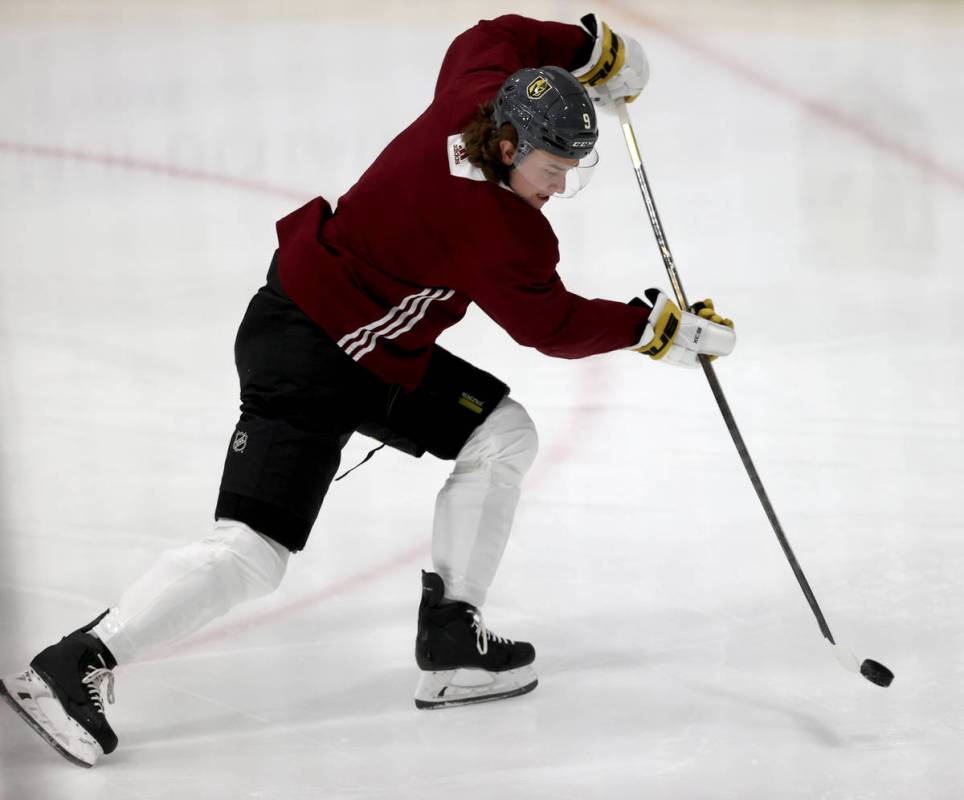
513, 147, 599, 199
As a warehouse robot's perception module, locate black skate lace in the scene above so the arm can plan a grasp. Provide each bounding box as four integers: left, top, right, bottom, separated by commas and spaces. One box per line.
81, 654, 115, 715
470, 610, 513, 656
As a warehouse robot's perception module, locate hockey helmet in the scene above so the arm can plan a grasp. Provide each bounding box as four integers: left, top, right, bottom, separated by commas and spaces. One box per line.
493, 66, 599, 198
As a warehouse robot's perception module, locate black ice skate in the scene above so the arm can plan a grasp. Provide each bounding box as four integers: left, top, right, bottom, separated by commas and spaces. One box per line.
414, 570, 537, 709
1, 621, 118, 768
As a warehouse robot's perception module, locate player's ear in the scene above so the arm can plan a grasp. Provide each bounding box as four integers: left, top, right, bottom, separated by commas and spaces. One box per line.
499, 140, 516, 166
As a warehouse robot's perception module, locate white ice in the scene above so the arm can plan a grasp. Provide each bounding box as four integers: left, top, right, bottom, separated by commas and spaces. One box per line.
1, 1, 963, 798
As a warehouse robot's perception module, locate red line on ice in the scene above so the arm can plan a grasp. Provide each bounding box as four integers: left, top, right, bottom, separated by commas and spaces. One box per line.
604, 1, 964, 193
161, 541, 430, 656
0, 140, 309, 200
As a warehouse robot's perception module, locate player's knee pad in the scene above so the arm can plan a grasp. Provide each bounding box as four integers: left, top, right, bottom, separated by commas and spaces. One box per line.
456, 397, 539, 483
202, 519, 290, 600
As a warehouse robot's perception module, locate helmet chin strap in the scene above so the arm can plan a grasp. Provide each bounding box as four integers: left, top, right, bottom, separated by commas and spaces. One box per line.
512, 140, 535, 162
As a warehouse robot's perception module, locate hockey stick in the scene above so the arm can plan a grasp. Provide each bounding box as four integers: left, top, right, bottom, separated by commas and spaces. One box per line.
615, 100, 893, 688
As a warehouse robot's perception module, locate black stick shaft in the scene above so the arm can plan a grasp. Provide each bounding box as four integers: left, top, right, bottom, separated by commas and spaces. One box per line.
616, 102, 836, 645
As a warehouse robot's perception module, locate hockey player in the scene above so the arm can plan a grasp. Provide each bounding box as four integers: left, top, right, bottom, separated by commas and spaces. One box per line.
0, 13, 735, 767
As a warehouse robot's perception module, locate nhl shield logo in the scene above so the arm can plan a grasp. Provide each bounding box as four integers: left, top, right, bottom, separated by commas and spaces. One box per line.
526, 76, 552, 100
232, 430, 248, 453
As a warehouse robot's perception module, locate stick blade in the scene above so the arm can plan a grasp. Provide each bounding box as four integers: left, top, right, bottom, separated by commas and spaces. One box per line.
859, 659, 894, 688
831, 644, 894, 687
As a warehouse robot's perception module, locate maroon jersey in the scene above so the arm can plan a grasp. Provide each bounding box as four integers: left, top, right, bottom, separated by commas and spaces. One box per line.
276, 14, 650, 390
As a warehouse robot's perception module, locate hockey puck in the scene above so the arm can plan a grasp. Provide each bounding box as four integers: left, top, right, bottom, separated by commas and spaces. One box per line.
859, 659, 894, 688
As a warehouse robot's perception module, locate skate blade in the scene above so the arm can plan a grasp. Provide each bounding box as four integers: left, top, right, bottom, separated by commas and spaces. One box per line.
1, 668, 103, 768
414, 665, 538, 710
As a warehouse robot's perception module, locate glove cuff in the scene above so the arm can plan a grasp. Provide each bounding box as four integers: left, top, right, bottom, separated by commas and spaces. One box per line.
628, 290, 680, 358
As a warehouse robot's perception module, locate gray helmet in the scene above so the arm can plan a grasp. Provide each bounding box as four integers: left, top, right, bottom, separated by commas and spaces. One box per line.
493, 66, 598, 161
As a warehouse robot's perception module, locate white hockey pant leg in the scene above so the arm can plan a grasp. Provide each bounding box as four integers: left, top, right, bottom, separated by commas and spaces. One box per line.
91, 520, 289, 664
431, 397, 538, 608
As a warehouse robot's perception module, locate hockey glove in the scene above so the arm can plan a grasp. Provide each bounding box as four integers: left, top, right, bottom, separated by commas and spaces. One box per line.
630, 289, 736, 367
690, 298, 734, 361
572, 13, 650, 109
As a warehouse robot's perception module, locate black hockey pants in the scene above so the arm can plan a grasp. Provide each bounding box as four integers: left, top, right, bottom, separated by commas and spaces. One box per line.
215, 253, 509, 552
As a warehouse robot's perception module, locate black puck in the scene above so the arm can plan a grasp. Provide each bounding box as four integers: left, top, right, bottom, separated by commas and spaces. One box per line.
860, 659, 894, 687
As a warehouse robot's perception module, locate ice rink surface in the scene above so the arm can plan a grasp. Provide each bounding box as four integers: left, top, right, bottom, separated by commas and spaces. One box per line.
1, 0, 963, 797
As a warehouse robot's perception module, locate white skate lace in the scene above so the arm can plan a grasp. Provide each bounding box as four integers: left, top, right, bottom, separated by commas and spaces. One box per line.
470, 610, 513, 656
82, 654, 115, 715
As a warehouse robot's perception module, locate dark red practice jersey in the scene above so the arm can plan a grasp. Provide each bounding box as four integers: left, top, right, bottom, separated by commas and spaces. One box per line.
276, 14, 651, 390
